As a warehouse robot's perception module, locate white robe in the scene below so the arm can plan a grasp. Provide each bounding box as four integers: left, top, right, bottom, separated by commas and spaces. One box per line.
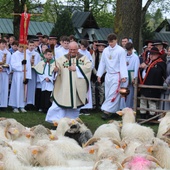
125, 53, 140, 108
78, 49, 94, 109
38, 63, 54, 92
8, 50, 32, 108
26, 49, 41, 105
97, 44, 128, 113
55, 47, 68, 59
0, 49, 11, 107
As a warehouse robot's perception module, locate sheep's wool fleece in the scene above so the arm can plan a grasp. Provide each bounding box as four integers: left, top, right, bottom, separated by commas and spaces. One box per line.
52, 54, 92, 109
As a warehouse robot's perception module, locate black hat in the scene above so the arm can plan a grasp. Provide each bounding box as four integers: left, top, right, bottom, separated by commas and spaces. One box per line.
150, 47, 161, 55
96, 40, 107, 47
36, 32, 43, 37
42, 35, 49, 39
33, 38, 39, 42
152, 40, 163, 46
145, 40, 154, 45
49, 36, 57, 40
96, 43, 107, 47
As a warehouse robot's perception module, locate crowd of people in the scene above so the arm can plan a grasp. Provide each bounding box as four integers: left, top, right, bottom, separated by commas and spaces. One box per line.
0, 32, 169, 122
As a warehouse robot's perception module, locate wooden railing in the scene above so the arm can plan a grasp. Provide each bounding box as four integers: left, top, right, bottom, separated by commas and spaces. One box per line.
133, 78, 170, 124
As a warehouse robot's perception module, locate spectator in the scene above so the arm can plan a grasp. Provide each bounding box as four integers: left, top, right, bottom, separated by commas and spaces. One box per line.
138, 47, 166, 119
125, 42, 140, 108
9, 40, 19, 54
160, 46, 170, 110
91, 42, 107, 110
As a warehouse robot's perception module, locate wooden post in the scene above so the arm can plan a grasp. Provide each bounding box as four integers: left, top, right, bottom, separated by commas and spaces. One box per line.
133, 77, 138, 112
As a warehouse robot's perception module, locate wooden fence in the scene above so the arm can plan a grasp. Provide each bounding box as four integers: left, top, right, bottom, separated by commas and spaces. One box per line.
133, 78, 170, 124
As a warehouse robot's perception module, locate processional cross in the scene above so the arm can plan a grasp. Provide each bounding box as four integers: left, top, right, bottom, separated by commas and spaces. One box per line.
12, 5, 41, 102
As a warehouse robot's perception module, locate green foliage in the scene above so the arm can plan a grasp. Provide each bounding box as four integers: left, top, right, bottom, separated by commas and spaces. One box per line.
145, 9, 164, 31
0, 0, 13, 18
94, 11, 114, 28
50, 8, 74, 38
142, 21, 155, 45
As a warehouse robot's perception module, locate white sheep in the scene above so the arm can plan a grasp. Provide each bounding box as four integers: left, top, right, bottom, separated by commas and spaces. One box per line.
121, 138, 143, 157
121, 154, 163, 170
53, 117, 77, 136
0, 145, 30, 170
93, 120, 121, 142
30, 137, 93, 167
84, 137, 125, 163
92, 158, 123, 170
29, 125, 52, 145
146, 137, 170, 169
157, 112, 170, 138
117, 108, 155, 142
9, 140, 37, 166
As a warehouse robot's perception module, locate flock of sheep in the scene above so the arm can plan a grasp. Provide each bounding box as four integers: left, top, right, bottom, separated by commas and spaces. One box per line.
0, 107, 170, 170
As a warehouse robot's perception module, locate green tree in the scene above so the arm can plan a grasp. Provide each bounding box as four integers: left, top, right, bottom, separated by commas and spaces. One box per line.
94, 11, 114, 28
0, 0, 42, 39
50, 9, 74, 38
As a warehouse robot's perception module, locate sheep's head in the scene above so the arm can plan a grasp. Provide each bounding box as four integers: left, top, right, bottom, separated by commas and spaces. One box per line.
122, 155, 163, 169
66, 124, 81, 134
116, 107, 136, 116
116, 108, 136, 124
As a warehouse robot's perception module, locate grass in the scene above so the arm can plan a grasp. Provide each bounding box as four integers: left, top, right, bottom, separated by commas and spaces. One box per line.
0, 107, 159, 134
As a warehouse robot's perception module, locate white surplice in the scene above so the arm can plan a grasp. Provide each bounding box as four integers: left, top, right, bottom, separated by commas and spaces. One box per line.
125, 53, 140, 108
26, 49, 41, 105
78, 49, 94, 109
55, 47, 68, 59
8, 50, 31, 108
0, 49, 11, 107
97, 44, 128, 113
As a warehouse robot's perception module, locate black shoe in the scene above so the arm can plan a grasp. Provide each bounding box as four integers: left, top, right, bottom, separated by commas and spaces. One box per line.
101, 113, 111, 120
79, 109, 90, 116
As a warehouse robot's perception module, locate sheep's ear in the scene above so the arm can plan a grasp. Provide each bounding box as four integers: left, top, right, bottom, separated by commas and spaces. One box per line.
83, 145, 98, 154
116, 111, 123, 116
30, 146, 44, 155
49, 134, 58, 140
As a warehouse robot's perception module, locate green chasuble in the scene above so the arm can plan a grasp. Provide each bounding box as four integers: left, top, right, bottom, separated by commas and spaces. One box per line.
52, 53, 92, 109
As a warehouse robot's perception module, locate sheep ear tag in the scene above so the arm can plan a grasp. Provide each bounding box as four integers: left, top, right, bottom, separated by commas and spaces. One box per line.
89, 149, 95, 154
32, 149, 38, 155
116, 111, 123, 116
53, 122, 58, 127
